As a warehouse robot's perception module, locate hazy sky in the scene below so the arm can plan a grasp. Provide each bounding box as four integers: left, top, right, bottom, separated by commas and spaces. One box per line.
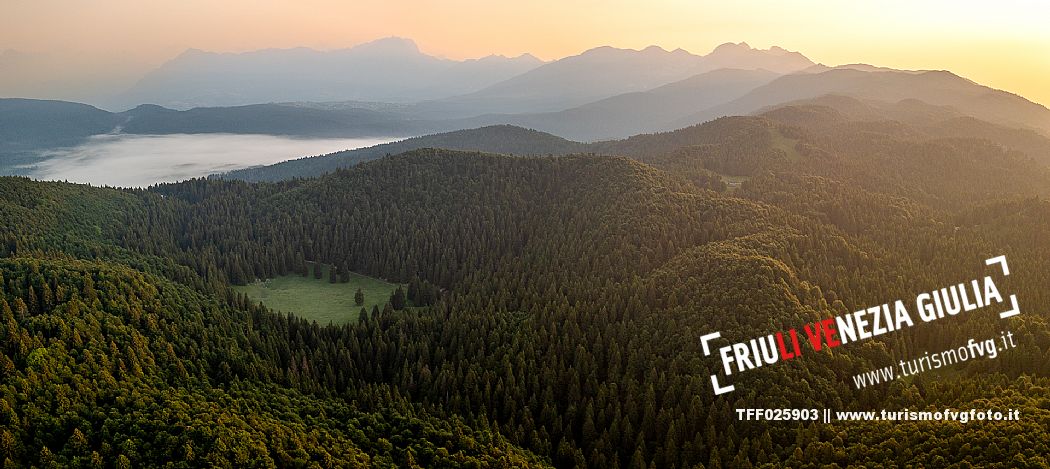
3, 0, 1049, 106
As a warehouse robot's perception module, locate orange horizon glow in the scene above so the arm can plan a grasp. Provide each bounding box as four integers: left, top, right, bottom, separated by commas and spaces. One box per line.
3, 0, 1049, 107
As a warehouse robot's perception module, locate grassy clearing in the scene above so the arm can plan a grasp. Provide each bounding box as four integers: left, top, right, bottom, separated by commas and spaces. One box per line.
771, 129, 803, 162
721, 175, 751, 191
235, 263, 400, 325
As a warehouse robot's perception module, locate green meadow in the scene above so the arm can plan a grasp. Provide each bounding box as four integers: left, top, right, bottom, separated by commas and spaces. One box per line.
236, 263, 400, 324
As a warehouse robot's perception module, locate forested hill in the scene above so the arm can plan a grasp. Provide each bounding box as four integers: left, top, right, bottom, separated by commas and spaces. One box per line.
0, 99, 124, 174
215, 120, 785, 183
4, 115, 1050, 467
0, 163, 560, 467
216, 125, 588, 182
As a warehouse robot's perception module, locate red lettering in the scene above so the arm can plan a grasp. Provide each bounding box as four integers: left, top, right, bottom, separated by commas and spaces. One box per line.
821, 318, 841, 348
803, 322, 823, 351
776, 331, 797, 360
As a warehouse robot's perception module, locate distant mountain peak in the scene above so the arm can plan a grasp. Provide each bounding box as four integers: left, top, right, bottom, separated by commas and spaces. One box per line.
712, 42, 754, 53
701, 42, 813, 74
574, 44, 699, 61
579, 45, 624, 55
175, 48, 209, 58
514, 53, 542, 62
473, 53, 544, 64
128, 103, 171, 112
122, 103, 177, 116
350, 36, 421, 56
708, 42, 808, 58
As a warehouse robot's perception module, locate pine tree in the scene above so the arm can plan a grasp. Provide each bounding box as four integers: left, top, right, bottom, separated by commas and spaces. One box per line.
390, 286, 407, 310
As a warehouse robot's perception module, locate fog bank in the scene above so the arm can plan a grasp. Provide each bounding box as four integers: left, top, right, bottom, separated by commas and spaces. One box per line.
29, 133, 397, 188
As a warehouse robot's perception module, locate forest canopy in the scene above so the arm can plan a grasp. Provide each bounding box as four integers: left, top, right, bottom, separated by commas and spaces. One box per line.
3, 101, 1050, 467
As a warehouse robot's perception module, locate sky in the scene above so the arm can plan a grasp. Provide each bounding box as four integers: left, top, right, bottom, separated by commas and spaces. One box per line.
2, 0, 1049, 106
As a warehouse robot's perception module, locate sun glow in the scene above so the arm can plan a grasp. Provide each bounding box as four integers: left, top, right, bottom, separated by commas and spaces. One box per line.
3, 0, 1048, 106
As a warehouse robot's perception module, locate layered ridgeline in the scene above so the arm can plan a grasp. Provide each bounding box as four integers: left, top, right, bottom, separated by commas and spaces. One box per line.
409, 42, 813, 119
0, 41, 815, 173
8, 44, 1050, 179
219, 92, 1050, 183
110, 40, 810, 113
4, 97, 1050, 467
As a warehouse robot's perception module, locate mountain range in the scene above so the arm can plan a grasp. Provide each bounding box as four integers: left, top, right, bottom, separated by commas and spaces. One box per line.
670, 66, 1050, 133
407, 41, 813, 118
5, 38, 1050, 178
105, 39, 815, 114
108, 37, 544, 110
